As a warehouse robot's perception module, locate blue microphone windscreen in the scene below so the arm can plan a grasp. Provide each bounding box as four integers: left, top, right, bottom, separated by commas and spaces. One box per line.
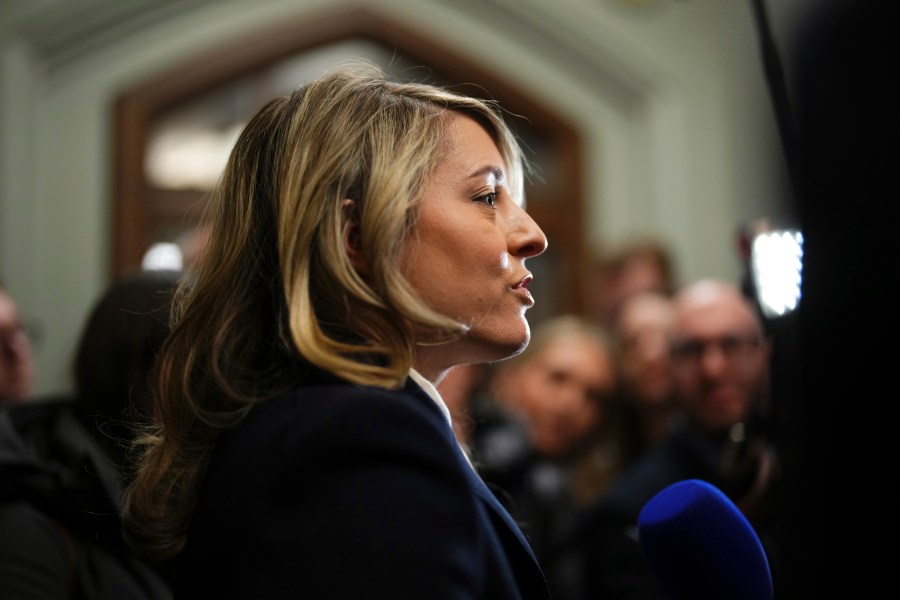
637, 479, 773, 600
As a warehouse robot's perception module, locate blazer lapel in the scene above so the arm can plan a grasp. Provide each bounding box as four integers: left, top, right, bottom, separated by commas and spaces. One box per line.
454, 439, 541, 564
405, 380, 544, 570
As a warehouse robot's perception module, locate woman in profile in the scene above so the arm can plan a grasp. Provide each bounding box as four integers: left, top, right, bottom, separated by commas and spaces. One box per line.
123, 62, 549, 599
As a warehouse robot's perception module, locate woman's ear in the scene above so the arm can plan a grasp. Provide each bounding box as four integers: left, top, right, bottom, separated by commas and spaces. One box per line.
342, 199, 367, 275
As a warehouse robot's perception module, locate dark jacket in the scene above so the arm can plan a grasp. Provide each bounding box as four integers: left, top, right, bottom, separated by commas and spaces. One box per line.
0, 400, 172, 599
173, 373, 551, 599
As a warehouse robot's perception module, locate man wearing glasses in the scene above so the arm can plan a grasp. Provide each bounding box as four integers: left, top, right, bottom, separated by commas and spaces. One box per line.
668, 279, 772, 455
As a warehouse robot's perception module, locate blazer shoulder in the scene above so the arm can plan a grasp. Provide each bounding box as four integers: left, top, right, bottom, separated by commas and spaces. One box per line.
236, 379, 451, 451
204, 379, 463, 500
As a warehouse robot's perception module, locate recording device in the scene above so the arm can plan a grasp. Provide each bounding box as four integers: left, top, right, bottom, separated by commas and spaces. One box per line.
637, 479, 773, 600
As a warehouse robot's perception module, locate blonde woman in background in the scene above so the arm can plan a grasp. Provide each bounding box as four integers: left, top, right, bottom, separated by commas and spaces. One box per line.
475, 315, 620, 600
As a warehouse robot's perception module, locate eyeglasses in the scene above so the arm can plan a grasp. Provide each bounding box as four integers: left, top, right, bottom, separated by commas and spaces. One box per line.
670, 333, 761, 363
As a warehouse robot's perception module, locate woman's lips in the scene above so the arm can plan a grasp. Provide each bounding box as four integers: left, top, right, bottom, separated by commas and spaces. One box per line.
512, 275, 534, 306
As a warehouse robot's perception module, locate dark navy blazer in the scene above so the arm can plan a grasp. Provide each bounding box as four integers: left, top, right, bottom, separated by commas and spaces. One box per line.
174, 371, 550, 599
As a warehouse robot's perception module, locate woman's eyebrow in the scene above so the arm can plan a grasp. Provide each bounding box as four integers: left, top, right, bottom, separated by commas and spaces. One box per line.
467, 165, 505, 184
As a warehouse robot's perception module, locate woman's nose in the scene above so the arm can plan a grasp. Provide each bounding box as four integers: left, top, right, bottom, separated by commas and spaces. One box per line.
509, 206, 548, 258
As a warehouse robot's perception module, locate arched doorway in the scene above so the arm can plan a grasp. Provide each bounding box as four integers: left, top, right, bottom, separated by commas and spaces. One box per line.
114, 6, 586, 319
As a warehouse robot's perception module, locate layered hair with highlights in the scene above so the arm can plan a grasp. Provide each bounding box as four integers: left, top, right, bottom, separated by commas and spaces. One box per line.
122, 62, 527, 562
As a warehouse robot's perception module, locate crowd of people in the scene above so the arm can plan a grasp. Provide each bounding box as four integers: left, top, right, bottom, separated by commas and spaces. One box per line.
1, 62, 792, 599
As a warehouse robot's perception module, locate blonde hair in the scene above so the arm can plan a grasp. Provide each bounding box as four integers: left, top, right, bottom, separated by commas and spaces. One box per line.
123, 61, 528, 562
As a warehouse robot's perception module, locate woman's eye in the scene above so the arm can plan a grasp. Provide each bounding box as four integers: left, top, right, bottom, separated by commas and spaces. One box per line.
476, 192, 498, 207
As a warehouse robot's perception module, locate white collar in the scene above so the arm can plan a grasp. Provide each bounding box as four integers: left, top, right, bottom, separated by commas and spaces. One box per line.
408, 368, 453, 428
408, 369, 477, 470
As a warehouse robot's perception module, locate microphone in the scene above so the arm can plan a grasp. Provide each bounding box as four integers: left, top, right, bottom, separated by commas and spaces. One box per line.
637, 479, 773, 600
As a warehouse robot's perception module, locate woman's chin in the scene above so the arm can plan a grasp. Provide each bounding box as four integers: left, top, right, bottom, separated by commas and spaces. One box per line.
471, 331, 531, 364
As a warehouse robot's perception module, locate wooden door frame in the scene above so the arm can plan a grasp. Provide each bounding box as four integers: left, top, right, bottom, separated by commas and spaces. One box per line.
114, 5, 586, 313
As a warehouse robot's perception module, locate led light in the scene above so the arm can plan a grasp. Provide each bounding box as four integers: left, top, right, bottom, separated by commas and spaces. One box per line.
750, 229, 803, 318
142, 242, 184, 272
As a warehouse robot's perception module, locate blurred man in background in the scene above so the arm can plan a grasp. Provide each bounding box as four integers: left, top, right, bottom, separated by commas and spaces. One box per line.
0, 286, 34, 406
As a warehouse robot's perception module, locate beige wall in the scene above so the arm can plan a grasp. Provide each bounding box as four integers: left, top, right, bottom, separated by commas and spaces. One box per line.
0, 0, 800, 396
